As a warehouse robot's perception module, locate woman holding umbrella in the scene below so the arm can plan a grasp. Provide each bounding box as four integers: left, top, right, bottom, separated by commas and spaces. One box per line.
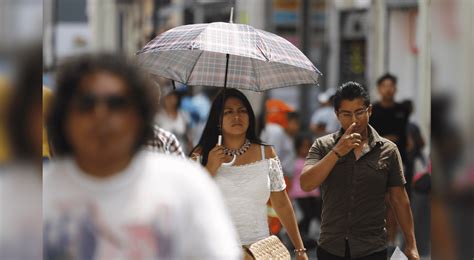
191, 88, 308, 260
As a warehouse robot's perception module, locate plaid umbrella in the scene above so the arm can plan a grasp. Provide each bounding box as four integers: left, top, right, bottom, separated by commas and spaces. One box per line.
136, 22, 321, 91
137, 20, 321, 165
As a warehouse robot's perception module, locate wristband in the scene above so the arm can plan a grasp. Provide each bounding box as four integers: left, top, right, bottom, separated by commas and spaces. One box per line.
332, 148, 342, 158
294, 248, 307, 256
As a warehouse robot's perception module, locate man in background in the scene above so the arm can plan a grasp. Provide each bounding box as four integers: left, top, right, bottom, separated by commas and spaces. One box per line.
370, 73, 410, 248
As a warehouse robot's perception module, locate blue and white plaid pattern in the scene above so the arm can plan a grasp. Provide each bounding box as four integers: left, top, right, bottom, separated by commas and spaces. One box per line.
137, 22, 321, 91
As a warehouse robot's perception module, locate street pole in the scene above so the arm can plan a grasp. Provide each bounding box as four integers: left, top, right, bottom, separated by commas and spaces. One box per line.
300, 0, 311, 129
460, 0, 473, 153
371, 0, 386, 93
417, 0, 431, 154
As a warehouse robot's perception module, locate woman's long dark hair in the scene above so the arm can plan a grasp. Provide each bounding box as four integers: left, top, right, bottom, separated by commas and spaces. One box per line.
190, 88, 263, 166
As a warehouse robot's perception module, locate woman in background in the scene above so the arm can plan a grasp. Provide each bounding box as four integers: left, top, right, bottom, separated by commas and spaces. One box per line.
288, 134, 321, 247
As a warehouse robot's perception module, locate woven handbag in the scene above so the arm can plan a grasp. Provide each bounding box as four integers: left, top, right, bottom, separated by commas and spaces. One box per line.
245, 235, 290, 260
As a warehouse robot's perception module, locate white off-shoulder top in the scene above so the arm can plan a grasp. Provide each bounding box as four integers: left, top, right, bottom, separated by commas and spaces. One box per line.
214, 145, 286, 245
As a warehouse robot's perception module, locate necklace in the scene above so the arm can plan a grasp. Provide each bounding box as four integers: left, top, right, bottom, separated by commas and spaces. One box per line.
223, 139, 251, 156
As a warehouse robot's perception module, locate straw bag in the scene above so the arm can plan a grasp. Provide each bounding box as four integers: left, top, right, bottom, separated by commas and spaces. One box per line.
244, 235, 290, 260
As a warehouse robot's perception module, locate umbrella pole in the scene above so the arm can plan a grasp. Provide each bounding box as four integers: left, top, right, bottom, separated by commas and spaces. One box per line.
171, 80, 176, 90
220, 53, 230, 137
219, 53, 236, 166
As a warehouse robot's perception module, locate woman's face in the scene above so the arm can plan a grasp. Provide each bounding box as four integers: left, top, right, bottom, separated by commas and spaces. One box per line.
221, 97, 250, 137
65, 72, 142, 161
163, 92, 178, 111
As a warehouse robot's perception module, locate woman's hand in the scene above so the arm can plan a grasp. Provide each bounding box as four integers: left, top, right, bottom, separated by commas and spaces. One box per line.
295, 252, 308, 260
205, 145, 227, 175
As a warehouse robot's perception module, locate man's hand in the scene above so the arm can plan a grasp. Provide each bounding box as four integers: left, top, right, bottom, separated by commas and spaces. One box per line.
332, 122, 361, 156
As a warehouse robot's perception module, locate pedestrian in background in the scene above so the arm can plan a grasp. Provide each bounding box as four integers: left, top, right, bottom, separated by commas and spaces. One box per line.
402, 99, 426, 187
146, 124, 185, 157
310, 88, 340, 138
370, 73, 410, 247
260, 105, 301, 239
288, 133, 321, 247
155, 87, 192, 154
402, 99, 430, 257
260, 99, 298, 178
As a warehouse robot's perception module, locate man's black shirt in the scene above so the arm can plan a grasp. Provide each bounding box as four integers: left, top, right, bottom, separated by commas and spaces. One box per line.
370, 102, 409, 162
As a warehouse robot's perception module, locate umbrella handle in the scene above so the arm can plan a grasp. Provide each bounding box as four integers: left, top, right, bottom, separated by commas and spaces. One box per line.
222, 155, 236, 167
218, 135, 236, 166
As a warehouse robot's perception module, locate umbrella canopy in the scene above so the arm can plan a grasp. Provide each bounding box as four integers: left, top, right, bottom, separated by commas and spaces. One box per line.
137, 22, 321, 91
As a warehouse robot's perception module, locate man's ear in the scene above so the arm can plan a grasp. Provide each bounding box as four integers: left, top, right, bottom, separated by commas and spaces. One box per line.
368, 104, 373, 117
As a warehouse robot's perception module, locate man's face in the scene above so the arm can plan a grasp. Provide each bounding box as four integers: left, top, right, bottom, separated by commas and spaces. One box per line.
65, 72, 142, 161
377, 79, 396, 101
336, 98, 372, 135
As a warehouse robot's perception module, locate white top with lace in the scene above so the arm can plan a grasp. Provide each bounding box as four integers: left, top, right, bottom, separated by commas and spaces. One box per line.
214, 145, 286, 245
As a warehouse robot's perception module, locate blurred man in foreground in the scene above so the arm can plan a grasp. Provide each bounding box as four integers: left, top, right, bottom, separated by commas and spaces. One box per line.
44, 53, 240, 259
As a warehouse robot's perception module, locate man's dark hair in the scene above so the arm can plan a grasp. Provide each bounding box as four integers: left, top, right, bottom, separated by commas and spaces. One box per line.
376, 73, 397, 86
287, 111, 300, 121
47, 53, 159, 156
333, 81, 370, 111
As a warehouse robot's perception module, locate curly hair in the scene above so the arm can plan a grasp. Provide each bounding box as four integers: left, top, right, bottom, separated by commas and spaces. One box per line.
47, 53, 159, 156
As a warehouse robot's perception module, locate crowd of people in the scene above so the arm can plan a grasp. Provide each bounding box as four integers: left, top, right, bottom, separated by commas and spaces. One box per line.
0, 48, 430, 259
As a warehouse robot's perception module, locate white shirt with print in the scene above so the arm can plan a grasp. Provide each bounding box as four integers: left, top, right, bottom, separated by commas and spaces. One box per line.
43, 151, 241, 260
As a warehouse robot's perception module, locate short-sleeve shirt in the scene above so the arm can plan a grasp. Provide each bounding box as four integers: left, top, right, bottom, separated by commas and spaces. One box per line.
304, 125, 405, 258
260, 123, 295, 177
370, 102, 409, 161
43, 152, 241, 259
214, 145, 286, 245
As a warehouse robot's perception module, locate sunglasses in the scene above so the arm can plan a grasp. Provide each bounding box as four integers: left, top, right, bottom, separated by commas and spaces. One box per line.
72, 93, 133, 112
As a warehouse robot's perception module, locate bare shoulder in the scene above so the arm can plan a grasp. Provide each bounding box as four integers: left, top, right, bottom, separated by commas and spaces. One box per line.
264, 145, 277, 159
